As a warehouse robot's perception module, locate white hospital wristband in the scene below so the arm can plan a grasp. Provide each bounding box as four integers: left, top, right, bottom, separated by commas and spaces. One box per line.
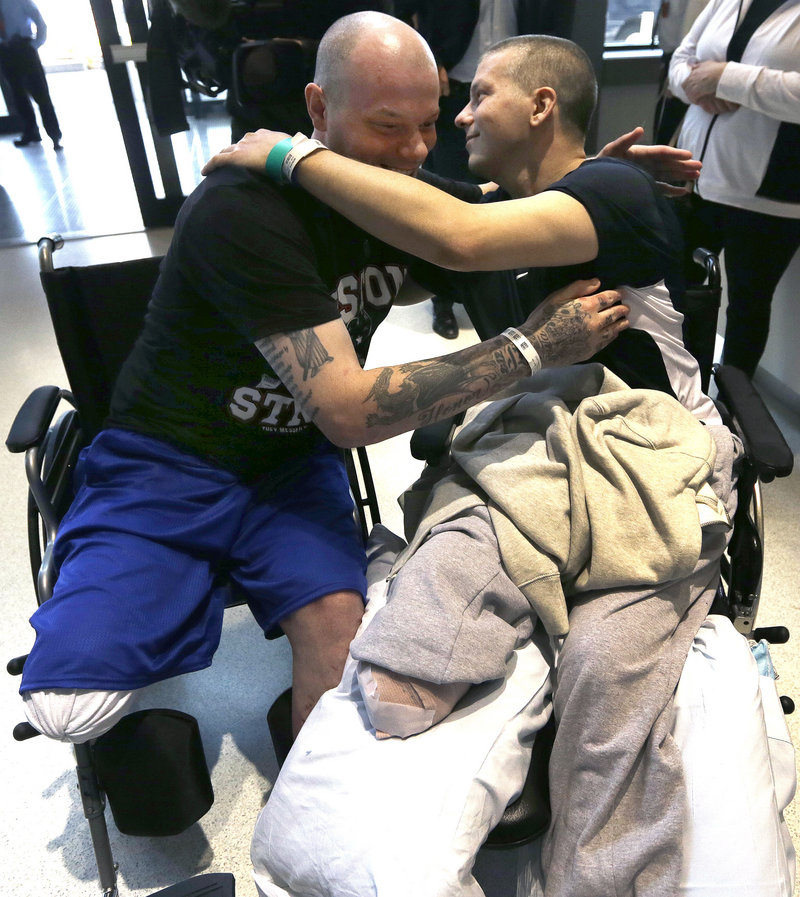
502, 327, 542, 375
281, 135, 327, 184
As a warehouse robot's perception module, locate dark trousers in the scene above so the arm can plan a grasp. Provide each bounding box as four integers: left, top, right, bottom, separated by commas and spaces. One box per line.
0, 37, 61, 141
678, 196, 800, 377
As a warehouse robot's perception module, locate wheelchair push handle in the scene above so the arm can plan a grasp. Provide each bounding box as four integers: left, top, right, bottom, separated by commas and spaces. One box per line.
37, 233, 64, 273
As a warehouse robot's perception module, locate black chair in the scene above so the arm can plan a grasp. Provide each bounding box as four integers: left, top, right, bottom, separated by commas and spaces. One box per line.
411, 248, 795, 849
5, 234, 380, 897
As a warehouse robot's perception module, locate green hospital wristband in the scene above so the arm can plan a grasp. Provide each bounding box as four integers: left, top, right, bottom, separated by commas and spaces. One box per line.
265, 137, 295, 182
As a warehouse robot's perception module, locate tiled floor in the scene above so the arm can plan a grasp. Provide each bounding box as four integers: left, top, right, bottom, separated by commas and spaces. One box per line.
1, 66, 798, 897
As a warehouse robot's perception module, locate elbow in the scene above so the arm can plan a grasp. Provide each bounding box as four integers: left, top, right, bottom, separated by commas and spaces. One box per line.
314, 410, 368, 450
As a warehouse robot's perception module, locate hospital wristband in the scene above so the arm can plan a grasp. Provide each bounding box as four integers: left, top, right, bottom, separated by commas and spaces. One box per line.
264, 136, 296, 182
281, 136, 327, 184
501, 327, 542, 375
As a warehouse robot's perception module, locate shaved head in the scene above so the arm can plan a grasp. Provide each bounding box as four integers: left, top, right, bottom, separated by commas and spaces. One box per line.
484, 35, 598, 140
314, 11, 437, 106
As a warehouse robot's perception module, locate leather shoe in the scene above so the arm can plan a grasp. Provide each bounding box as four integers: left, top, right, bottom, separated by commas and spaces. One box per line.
13, 135, 42, 147
432, 304, 459, 340
53, 140, 63, 151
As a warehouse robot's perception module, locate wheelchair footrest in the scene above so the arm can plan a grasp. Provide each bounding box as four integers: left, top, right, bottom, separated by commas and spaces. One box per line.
92, 708, 214, 837
267, 688, 294, 767
752, 625, 790, 645
485, 712, 556, 849
147, 873, 235, 897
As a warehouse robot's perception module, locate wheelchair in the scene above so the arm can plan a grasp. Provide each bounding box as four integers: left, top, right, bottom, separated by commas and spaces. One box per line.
5, 235, 795, 894
407, 246, 797, 848
5, 234, 379, 897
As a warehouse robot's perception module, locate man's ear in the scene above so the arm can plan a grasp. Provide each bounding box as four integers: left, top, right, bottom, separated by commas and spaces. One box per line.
530, 86, 557, 127
306, 82, 327, 133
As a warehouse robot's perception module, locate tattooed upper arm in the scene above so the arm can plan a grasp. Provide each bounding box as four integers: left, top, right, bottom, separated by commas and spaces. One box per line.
254, 318, 362, 433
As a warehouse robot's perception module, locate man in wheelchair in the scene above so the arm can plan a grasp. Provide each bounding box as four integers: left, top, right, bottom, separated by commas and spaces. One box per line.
202, 30, 794, 897
19, 14, 635, 745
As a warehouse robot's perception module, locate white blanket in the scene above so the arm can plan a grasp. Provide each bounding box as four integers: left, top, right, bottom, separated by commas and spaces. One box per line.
251, 527, 796, 897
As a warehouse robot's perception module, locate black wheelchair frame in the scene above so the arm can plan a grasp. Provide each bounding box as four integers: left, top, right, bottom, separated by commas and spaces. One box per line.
5, 235, 796, 893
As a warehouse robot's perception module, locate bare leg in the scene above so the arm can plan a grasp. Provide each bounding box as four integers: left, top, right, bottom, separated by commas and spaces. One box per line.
280, 589, 365, 736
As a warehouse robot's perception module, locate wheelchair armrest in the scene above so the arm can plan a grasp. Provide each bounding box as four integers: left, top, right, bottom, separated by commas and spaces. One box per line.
692, 246, 721, 286
712, 364, 794, 482
5, 385, 68, 453
410, 413, 464, 464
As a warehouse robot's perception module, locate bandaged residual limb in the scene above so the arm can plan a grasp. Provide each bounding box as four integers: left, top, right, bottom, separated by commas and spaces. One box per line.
357, 663, 471, 739
350, 503, 536, 741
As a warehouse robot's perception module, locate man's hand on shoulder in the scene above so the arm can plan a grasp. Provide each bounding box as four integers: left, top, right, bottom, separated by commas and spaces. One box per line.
202, 129, 293, 176
598, 126, 702, 195
522, 279, 629, 367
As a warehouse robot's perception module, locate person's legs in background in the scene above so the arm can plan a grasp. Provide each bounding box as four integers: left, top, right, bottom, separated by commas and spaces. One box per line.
18, 38, 61, 148
675, 196, 800, 378
280, 591, 366, 736
0, 38, 61, 148
717, 206, 800, 378
431, 295, 459, 339
0, 39, 41, 145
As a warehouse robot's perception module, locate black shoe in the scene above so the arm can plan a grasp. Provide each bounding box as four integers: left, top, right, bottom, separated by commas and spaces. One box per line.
432, 305, 459, 340
53, 140, 63, 151
13, 135, 42, 147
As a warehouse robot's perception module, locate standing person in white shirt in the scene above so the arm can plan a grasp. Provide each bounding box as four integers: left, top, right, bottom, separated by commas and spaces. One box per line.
668, 0, 800, 377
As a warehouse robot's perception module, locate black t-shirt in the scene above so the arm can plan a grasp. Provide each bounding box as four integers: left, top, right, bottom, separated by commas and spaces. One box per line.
108, 167, 460, 482
451, 158, 694, 401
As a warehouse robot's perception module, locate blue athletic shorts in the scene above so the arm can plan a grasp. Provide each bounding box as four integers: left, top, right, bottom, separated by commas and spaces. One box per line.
20, 429, 367, 692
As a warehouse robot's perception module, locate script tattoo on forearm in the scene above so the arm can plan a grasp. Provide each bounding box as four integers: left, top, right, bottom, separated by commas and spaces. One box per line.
365, 341, 524, 428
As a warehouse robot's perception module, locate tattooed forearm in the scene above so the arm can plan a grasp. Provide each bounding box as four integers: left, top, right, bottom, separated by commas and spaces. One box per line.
364, 340, 525, 428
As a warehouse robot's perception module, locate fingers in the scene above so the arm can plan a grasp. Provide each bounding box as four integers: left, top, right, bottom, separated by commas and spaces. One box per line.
201, 129, 291, 176
201, 145, 236, 176
544, 278, 601, 305
597, 126, 642, 159
603, 301, 630, 335
697, 97, 738, 115
658, 182, 692, 198
590, 293, 629, 343
589, 287, 623, 310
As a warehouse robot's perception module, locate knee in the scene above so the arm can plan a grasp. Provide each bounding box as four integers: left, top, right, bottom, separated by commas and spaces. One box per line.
23, 688, 136, 743
281, 590, 365, 656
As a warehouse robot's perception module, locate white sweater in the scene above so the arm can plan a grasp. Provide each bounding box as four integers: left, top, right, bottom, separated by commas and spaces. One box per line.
669, 0, 800, 218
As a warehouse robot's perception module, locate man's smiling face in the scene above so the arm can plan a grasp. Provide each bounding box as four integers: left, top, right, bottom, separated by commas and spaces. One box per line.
320, 42, 440, 177
456, 49, 535, 183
